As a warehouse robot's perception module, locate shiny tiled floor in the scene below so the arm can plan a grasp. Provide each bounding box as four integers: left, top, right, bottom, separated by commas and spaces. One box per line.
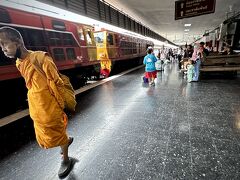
1, 61, 240, 179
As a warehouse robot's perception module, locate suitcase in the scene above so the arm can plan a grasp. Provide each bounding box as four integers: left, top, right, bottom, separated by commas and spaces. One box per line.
143, 76, 148, 83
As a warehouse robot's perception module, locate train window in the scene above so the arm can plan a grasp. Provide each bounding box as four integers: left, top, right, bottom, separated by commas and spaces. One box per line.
107, 34, 114, 45
0, 8, 11, 23
115, 36, 119, 45
47, 31, 62, 46
52, 20, 66, 31
25, 29, 45, 47
62, 33, 77, 46
27, 47, 48, 52
94, 32, 104, 43
86, 31, 93, 45
66, 48, 76, 60
79, 32, 85, 41
53, 48, 65, 61
78, 28, 85, 41
120, 41, 125, 47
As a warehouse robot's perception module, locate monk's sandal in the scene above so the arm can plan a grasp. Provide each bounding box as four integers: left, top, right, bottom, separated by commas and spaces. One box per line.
58, 158, 73, 178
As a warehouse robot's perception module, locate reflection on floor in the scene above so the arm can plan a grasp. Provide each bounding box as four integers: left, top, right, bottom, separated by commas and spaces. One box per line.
1, 61, 240, 179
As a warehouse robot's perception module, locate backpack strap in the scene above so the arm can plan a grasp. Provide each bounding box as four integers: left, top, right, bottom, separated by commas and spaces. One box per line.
29, 51, 65, 109
29, 51, 49, 81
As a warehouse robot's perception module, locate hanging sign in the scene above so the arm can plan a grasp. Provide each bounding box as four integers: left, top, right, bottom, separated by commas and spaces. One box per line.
175, 0, 216, 20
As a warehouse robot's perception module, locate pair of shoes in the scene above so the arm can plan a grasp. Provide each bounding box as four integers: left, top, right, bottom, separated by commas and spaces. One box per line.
58, 158, 73, 178
149, 82, 155, 86
60, 137, 74, 155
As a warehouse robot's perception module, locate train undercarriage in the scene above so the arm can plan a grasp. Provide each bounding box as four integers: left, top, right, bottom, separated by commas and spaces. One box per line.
0, 57, 143, 119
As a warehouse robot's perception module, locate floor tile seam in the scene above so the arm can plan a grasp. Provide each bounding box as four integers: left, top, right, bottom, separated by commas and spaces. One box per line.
207, 123, 233, 128
211, 135, 239, 142
191, 114, 224, 169
205, 115, 228, 155
234, 137, 240, 147
80, 158, 116, 178
160, 112, 174, 180
211, 141, 239, 157
72, 148, 113, 178
163, 156, 192, 163
167, 139, 191, 148
193, 152, 223, 172
186, 111, 194, 178
189, 126, 213, 133
128, 137, 150, 180
69, 135, 106, 171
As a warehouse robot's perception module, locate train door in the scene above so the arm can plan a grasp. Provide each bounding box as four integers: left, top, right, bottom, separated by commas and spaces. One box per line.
83, 26, 97, 61
114, 34, 120, 58
132, 38, 137, 55
93, 31, 106, 60
93, 31, 111, 77
77, 26, 88, 62
107, 32, 117, 59
138, 42, 141, 54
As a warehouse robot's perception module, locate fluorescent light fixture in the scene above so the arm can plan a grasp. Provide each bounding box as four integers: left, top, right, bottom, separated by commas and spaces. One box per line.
184, 32, 189, 35
1, 0, 178, 48
1, 1, 146, 38
184, 29, 190, 32
184, 24, 191, 27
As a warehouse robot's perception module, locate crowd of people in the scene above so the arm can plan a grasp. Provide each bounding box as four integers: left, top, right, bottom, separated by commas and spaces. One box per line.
143, 41, 238, 85
180, 42, 238, 82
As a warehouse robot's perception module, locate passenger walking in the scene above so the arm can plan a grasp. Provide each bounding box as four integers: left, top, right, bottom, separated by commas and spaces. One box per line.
0, 26, 74, 178
143, 46, 158, 86
177, 47, 183, 70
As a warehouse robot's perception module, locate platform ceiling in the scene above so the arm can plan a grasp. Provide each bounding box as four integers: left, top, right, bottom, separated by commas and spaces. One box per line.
104, 0, 240, 45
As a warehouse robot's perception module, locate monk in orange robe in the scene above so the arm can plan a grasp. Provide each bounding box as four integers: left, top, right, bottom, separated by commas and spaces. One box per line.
0, 26, 73, 178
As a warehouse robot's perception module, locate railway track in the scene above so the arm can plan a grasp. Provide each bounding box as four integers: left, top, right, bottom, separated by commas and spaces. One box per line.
0, 65, 144, 127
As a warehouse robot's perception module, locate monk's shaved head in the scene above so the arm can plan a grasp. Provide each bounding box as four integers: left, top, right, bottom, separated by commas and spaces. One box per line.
0, 26, 24, 44
0, 26, 25, 58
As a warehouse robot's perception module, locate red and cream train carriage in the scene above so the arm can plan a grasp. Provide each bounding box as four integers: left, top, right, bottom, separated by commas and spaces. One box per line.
0, 5, 153, 119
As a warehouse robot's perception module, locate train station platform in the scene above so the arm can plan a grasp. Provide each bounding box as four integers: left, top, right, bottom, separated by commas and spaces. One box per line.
1, 62, 240, 179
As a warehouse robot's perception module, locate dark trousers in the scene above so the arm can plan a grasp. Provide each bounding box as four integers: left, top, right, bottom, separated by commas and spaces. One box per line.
178, 55, 182, 69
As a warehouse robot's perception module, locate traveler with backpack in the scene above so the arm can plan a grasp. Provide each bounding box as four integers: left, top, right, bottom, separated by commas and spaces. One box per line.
143, 46, 158, 86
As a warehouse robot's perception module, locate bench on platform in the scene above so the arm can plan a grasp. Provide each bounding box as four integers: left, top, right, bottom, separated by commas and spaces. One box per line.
200, 54, 240, 72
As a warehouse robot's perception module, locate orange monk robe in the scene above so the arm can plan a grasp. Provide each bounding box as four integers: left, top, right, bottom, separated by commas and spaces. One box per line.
16, 52, 68, 149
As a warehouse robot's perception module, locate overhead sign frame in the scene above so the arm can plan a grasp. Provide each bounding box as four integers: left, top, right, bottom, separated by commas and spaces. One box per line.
175, 0, 216, 20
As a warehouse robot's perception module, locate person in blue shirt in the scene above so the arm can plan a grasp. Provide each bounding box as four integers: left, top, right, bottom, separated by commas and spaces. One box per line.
143, 46, 158, 86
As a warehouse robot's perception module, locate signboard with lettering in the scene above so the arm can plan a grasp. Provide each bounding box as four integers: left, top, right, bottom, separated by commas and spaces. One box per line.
175, 0, 216, 20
